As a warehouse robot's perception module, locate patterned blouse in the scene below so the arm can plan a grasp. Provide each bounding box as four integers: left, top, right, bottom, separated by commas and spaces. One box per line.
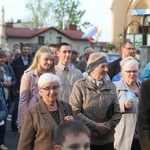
50, 110, 60, 125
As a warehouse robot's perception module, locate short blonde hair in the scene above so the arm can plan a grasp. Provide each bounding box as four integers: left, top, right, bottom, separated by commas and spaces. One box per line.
38, 73, 61, 89
120, 56, 139, 75
87, 52, 108, 68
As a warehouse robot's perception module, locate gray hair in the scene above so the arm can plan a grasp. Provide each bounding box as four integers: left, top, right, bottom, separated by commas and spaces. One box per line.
87, 52, 108, 68
38, 73, 61, 89
120, 56, 139, 75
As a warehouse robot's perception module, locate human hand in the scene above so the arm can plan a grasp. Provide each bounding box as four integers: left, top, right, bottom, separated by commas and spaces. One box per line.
18, 127, 21, 134
3, 81, 12, 88
91, 130, 99, 137
124, 100, 133, 109
16, 90, 20, 94
95, 123, 109, 135
64, 116, 74, 121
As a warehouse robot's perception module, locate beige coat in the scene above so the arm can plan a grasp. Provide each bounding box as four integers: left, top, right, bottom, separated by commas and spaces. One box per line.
18, 69, 41, 127
70, 77, 121, 145
18, 99, 73, 150
114, 80, 140, 150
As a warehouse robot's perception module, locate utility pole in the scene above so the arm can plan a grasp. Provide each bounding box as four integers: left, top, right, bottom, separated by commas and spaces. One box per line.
0, 6, 9, 51
62, 17, 65, 30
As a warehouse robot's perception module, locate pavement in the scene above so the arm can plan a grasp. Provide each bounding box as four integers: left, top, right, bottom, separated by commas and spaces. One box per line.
4, 102, 19, 150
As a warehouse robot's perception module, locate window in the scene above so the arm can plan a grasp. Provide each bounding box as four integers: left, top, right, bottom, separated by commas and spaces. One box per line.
56, 37, 62, 44
38, 36, 44, 45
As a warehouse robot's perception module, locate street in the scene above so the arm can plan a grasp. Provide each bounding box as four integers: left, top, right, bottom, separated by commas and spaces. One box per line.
5, 114, 19, 150
4, 101, 19, 150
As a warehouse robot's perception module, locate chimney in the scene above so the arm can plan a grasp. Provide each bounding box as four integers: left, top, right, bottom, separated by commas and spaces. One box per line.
6, 22, 13, 28
6, 19, 13, 28
67, 24, 77, 30
17, 19, 21, 23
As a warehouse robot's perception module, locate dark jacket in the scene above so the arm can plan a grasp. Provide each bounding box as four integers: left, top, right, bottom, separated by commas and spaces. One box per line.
76, 60, 87, 73
0, 64, 16, 103
0, 82, 7, 122
138, 79, 150, 150
108, 58, 122, 80
0, 65, 16, 86
11, 55, 32, 91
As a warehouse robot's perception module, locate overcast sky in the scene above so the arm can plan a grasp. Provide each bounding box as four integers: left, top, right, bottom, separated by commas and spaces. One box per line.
1, 0, 112, 42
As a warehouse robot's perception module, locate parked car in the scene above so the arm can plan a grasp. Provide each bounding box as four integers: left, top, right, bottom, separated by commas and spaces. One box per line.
107, 53, 121, 65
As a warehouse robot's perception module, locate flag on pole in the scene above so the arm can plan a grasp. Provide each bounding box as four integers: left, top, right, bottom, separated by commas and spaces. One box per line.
82, 26, 102, 42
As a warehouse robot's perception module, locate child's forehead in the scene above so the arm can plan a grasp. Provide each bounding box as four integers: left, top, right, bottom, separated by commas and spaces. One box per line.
60, 133, 90, 150
63, 133, 90, 143
65, 132, 88, 137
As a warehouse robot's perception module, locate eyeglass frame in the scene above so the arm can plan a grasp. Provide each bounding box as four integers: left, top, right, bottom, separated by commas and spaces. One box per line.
123, 47, 134, 50
41, 85, 60, 91
125, 70, 138, 74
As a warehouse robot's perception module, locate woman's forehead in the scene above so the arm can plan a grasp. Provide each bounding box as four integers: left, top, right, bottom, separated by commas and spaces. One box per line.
43, 81, 58, 87
124, 64, 137, 69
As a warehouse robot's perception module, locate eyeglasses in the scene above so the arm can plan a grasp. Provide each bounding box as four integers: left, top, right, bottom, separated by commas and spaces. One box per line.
124, 47, 134, 50
125, 70, 138, 73
41, 85, 59, 91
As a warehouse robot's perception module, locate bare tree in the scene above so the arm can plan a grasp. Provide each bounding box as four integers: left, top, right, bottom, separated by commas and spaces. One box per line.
23, 0, 52, 28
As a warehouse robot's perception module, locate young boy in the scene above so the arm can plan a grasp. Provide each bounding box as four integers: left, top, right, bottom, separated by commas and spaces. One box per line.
54, 121, 91, 150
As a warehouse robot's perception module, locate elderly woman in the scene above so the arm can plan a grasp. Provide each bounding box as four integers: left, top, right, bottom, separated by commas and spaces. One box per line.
70, 52, 121, 150
0, 50, 16, 108
114, 56, 141, 150
18, 73, 74, 150
0, 51, 16, 150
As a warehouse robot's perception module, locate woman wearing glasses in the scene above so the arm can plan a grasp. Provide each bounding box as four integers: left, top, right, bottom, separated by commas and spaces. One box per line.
18, 46, 55, 132
18, 73, 74, 150
114, 56, 141, 150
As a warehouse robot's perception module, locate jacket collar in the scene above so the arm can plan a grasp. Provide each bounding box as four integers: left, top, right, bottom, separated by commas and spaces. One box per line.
116, 79, 141, 91
56, 62, 71, 71
86, 76, 111, 92
39, 99, 67, 129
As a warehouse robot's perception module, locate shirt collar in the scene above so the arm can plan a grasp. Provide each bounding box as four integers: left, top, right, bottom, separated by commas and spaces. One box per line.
21, 55, 28, 60
57, 62, 71, 71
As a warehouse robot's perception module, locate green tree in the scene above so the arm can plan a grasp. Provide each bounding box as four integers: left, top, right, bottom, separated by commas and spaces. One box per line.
51, 0, 91, 29
107, 43, 116, 52
23, 0, 52, 28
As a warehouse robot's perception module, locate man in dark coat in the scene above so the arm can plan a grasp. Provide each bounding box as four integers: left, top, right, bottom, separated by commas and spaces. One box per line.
11, 43, 33, 132
108, 41, 134, 80
138, 79, 150, 150
76, 46, 94, 73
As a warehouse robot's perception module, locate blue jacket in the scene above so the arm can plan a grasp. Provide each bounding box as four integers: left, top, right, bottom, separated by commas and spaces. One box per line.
0, 86, 7, 122
112, 72, 143, 82
142, 63, 150, 81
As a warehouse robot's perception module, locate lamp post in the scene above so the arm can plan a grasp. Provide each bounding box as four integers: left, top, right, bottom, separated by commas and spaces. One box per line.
123, 20, 146, 45
119, 34, 122, 49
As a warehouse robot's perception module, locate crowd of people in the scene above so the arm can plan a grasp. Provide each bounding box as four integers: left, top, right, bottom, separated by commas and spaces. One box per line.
0, 41, 149, 150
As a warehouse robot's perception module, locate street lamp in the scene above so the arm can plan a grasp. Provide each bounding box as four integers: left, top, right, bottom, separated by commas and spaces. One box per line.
123, 20, 146, 45
119, 34, 123, 49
